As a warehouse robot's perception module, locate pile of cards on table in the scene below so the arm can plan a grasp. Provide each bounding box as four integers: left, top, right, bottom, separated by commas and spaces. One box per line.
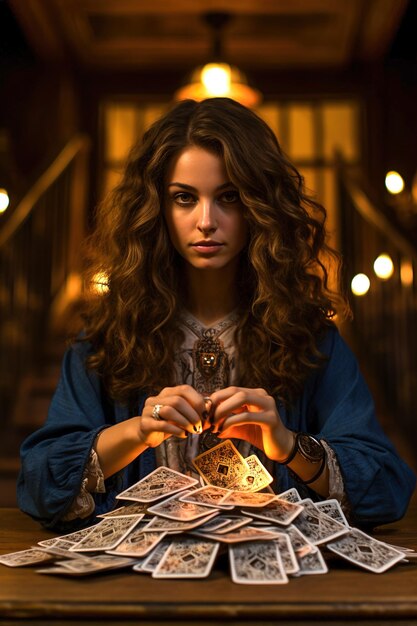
1, 441, 415, 584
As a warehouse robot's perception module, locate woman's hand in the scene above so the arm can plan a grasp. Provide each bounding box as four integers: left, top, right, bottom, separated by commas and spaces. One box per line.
209, 386, 294, 462
140, 385, 206, 447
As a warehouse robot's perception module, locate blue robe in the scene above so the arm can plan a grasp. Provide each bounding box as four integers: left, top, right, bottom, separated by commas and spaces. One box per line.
17, 327, 416, 531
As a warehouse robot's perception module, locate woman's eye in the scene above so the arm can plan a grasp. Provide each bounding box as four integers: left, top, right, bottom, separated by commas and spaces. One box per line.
220, 190, 240, 203
173, 192, 195, 205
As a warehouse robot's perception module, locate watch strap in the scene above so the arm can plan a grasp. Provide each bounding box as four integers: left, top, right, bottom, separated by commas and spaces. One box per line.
301, 454, 327, 485
277, 431, 298, 465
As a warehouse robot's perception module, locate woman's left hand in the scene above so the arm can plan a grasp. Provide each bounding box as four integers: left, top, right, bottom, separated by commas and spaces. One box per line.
209, 386, 294, 462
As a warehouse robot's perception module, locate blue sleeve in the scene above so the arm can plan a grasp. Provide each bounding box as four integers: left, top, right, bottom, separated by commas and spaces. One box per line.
312, 328, 415, 526
16, 342, 120, 530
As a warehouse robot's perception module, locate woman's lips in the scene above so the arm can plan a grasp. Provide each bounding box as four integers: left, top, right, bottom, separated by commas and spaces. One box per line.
191, 242, 224, 253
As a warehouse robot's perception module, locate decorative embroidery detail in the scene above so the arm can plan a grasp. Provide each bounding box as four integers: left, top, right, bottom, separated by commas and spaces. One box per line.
321, 440, 352, 519
62, 447, 106, 521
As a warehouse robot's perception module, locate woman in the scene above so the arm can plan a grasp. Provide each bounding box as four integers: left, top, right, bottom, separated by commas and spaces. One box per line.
17, 98, 415, 531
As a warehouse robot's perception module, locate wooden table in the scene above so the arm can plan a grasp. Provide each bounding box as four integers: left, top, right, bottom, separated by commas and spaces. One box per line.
1, 506, 417, 625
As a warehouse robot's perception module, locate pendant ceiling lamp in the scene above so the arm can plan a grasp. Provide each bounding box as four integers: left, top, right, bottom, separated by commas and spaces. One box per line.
174, 12, 262, 108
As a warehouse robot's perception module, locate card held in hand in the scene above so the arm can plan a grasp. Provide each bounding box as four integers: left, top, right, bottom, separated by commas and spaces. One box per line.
192, 440, 249, 489
238, 454, 274, 492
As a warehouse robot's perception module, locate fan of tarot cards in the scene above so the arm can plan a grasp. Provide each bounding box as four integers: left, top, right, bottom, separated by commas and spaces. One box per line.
1, 440, 415, 583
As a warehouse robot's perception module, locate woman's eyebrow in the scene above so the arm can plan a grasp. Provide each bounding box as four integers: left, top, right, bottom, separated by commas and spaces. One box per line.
167, 182, 235, 191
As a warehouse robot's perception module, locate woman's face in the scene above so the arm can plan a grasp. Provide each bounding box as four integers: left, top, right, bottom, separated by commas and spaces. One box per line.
164, 146, 248, 274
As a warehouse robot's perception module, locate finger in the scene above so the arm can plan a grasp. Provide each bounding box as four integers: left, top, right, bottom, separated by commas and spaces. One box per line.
143, 389, 202, 433
140, 416, 187, 441
158, 386, 206, 424
159, 385, 206, 414
217, 412, 264, 430
147, 394, 203, 433
212, 390, 272, 427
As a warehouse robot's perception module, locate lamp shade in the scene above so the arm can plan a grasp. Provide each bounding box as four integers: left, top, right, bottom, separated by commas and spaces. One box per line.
174, 62, 262, 108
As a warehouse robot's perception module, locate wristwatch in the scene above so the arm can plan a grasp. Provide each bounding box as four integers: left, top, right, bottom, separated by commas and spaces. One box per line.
279, 432, 326, 485
296, 433, 325, 464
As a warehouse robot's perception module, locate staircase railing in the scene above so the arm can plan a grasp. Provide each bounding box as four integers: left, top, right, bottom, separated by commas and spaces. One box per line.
0, 135, 90, 423
338, 169, 417, 450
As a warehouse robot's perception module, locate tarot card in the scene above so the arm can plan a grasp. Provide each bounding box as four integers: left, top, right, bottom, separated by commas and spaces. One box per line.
70, 515, 143, 552
314, 499, 349, 527
193, 525, 282, 544
179, 485, 233, 508
37, 545, 91, 561
117, 466, 198, 502
207, 515, 253, 534
38, 526, 94, 547
0, 548, 55, 567
141, 539, 173, 572
98, 503, 149, 518
153, 537, 220, 579
147, 490, 220, 521
37, 565, 86, 576
197, 515, 235, 533
326, 528, 405, 573
38, 555, 136, 576
277, 487, 302, 503
229, 541, 288, 584
293, 499, 348, 545
221, 491, 276, 508
284, 525, 316, 557
235, 454, 274, 492
273, 532, 299, 575
107, 525, 167, 558
295, 546, 328, 576
242, 497, 303, 526
65, 554, 135, 572
36, 538, 74, 551
192, 440, 249, 489
143, 511, 218, 533
131, 555, 153, 573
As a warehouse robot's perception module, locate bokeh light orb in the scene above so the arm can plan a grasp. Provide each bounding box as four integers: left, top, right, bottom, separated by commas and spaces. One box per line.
373, 254, 394, 280
351, 273, 370, 296
385, 171, 404, 194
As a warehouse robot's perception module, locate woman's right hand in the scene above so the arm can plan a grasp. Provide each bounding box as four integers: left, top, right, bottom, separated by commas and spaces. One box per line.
139, 385, 206, 447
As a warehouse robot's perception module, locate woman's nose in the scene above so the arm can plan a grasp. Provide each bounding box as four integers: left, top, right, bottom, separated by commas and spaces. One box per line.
196, 199, 217, 233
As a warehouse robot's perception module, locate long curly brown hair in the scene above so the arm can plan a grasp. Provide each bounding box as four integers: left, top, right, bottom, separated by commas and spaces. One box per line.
81, 97, 349, 404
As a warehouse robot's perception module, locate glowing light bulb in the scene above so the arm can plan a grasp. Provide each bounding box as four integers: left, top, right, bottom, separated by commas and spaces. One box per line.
385, 171, 404, 194
91, 271, 109, 295
373, 254, 394, 280
201, 63, 231, 96
0, 188, 9, 213
400, 259, 413, 286
351, 273, 370, 296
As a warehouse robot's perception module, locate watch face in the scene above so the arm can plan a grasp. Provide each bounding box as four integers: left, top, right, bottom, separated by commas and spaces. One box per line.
298, 434, 325, 463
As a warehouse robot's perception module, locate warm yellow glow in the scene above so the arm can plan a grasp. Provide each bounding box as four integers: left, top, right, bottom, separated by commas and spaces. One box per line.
400, 259, 414, 286
351, 273, 370, 296
91, 271, 109, 295
201, 63, 231, 96
373, 253, 394, 280
0, 188, 9, 213
385, 171, 404, 194
174, 64, 262, 108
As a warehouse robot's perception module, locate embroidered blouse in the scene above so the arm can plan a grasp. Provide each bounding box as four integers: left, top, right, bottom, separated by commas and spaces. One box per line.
64, 311, 347, 520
